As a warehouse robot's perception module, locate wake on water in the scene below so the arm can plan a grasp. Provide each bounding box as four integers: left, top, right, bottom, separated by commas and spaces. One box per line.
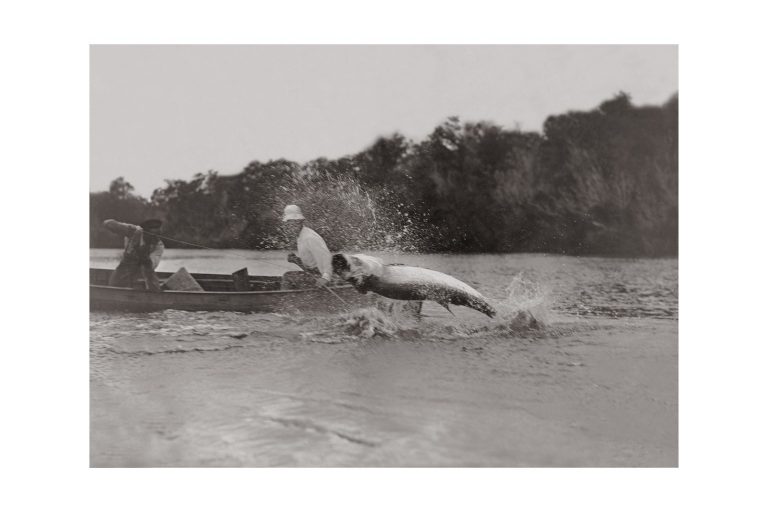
90, 272, 598, 357
300, 272, 557, 343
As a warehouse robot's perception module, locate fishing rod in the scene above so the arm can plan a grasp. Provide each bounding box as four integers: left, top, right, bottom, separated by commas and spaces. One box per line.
321, 284, 349, 309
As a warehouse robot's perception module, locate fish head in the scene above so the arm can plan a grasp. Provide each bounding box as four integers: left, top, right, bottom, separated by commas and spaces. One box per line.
332, 253, 357, 283
332, 253, 378, 287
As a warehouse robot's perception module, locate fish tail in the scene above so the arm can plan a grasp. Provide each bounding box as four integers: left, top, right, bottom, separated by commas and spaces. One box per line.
470, 297, 496, 318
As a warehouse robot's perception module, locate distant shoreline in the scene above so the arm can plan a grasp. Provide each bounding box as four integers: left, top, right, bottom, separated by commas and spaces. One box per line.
91, 92, 677, 259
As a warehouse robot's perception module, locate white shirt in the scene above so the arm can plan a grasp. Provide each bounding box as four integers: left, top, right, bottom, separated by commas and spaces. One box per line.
296, 226, 332, 280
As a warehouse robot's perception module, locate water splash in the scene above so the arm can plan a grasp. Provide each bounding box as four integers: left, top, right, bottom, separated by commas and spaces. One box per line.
300, 301, 422, 342
339, 307, 402, 338
493, 271, 554, 326
420, 271, 556, 339
270, 172, 442, 253
294, 272, 554, 343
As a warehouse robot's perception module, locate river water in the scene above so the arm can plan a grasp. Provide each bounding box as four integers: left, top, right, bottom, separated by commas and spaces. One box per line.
90, 249, 678, 467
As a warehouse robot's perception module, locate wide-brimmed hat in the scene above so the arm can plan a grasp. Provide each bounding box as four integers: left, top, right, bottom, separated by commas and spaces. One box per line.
140, 219, 163, 230
282, 204, 305, 222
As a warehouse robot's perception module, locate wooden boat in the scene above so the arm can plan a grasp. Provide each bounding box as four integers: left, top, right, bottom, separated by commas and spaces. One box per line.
89, 268, 378, 313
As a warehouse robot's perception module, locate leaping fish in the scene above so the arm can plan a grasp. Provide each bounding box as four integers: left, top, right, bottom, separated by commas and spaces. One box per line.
332, 253, 496, 318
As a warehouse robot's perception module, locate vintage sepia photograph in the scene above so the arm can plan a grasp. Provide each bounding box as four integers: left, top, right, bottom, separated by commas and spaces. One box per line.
89, 44, 678, 467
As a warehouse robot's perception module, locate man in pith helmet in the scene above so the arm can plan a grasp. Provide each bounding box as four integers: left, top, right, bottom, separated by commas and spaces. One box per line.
281, 205, 333, 288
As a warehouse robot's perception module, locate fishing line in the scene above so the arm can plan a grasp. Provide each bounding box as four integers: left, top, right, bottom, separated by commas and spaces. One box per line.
152, 233, 295, 272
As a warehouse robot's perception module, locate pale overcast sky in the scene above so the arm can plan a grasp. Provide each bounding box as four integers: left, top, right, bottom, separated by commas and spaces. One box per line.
91, 45, 677, 197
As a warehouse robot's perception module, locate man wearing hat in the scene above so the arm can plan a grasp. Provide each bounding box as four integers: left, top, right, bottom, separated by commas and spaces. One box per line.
282, 205, 333, 288
103, 218, 165, 291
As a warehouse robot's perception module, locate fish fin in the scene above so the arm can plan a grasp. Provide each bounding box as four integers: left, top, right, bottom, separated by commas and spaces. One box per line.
437, 301, 456, 316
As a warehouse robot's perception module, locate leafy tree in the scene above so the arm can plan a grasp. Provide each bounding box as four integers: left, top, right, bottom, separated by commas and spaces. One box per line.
91, 92, 678, 257
90, 177, 154, 247
108, 176, 135, 199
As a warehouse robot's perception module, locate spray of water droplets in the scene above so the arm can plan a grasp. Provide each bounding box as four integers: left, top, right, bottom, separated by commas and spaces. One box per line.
267, 172, 445, 253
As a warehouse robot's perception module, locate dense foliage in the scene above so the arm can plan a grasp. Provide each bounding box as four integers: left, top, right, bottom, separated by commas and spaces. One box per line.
91, 92, 678, 256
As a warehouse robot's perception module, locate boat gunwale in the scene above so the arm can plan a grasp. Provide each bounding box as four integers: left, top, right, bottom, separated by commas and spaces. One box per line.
89, 283, 358, 297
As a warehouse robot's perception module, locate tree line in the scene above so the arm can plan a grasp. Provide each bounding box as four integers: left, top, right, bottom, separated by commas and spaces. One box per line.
91, 92, 678, 256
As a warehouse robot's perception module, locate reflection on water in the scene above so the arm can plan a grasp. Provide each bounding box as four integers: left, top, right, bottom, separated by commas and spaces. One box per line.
90, 250, 678, 467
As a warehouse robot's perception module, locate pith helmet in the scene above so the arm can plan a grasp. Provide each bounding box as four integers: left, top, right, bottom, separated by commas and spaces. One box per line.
282, 204, 305, 222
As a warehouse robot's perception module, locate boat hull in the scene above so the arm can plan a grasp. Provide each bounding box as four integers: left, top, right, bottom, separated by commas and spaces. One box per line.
89, 284, 374, 313
89, 268, 375, 313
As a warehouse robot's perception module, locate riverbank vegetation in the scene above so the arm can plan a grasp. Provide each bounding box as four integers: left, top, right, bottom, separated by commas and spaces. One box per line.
91, 92, 677, 256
